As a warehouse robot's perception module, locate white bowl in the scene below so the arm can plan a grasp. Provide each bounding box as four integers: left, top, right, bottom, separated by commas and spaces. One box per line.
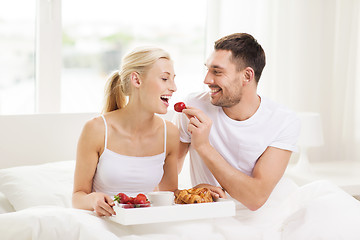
147, 191, 174, 206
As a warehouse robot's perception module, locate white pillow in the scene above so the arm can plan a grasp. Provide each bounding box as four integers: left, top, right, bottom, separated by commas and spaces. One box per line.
0, 192, 15, 213
0, 161, 75, 211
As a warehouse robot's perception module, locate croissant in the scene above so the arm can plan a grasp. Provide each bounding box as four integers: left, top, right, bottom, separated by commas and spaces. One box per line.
175, 187, 213, 204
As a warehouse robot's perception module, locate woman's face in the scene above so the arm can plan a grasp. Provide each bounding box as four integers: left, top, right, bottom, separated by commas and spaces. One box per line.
139, 58, 176, 114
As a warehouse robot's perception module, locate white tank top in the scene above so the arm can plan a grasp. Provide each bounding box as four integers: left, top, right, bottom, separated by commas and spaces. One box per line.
92, 115, 166, 197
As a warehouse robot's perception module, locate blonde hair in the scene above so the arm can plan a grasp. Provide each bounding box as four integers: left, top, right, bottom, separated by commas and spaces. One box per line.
103, 47, 171, 113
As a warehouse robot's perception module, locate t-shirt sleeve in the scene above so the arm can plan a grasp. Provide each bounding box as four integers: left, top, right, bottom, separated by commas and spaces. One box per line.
269, 112, 301, 152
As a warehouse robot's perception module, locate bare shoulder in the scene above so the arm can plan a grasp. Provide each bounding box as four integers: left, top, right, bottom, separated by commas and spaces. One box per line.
78, 116, 106, 149
164, 119, 180, 140
81, 116, 105, 136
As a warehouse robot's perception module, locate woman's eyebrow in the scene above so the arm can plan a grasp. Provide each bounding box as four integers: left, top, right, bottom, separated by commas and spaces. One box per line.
162, 71, 176, 77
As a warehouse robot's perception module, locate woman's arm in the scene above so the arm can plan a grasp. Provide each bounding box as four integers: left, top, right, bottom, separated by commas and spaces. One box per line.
177, 142, 190, 174
72, 118, 116, 216
157, 121, 180, 192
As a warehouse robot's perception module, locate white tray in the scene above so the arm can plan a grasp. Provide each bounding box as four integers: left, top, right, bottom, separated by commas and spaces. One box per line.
109, 198, 235, 225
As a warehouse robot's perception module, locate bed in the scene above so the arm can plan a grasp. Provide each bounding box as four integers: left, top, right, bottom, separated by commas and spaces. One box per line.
1, 112, 360, 240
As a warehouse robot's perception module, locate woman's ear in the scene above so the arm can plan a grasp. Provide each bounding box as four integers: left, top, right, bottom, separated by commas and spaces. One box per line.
130, 72, 141, 88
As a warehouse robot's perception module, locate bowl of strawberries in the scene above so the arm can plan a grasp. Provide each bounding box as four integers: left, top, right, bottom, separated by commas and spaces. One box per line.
114, 192, 151, 208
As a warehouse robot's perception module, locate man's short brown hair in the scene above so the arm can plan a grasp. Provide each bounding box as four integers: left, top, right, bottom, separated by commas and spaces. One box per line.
215, 33, 266, 83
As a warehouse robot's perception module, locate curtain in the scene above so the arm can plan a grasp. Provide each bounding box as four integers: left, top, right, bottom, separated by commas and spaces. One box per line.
209, 0, 360, 162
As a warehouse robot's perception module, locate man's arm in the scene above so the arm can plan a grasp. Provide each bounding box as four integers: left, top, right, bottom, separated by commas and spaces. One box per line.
177, 140, 227, 199
183, 107, 292, 211
196, 143, 290, 210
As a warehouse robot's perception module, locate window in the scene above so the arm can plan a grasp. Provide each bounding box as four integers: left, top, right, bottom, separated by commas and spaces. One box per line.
1, 0, 207, 114
0, 1, 36, 114
61, 0, 207, 112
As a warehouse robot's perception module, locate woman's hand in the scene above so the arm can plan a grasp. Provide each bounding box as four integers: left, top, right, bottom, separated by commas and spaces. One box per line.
90, 192, 116, 217
194, 183, 226, 200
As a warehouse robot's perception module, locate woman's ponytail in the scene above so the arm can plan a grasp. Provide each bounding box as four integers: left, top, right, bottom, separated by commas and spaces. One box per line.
102, 71, 127, 113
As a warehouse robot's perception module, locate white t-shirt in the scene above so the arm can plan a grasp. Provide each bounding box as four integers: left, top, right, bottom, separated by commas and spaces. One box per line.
176, 91, 301, 187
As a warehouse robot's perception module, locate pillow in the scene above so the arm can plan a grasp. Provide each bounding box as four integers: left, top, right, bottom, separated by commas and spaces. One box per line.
0, 160, 75, 211
0, 192, 15, 213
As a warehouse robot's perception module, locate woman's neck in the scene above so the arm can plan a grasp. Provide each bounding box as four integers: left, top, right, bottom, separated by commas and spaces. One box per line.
116, 104, 157, 134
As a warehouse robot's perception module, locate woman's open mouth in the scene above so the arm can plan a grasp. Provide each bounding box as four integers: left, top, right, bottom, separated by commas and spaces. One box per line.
160, 95, 171, 106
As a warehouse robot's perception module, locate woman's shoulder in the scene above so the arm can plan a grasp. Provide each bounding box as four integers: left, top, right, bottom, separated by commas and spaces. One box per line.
164, 119, 180, 138
155, 115, 179, 140
77, 115, 106, 152
81, 115, 105, 137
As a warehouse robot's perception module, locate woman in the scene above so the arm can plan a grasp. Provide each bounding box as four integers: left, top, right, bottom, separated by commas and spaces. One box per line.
72, 47, 179, 216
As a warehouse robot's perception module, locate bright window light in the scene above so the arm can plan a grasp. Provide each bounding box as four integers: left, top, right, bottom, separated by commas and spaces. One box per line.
61, 0, 207, 112
0, 1, 36, 114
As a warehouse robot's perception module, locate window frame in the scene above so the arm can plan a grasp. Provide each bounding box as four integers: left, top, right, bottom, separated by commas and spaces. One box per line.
36, 0, 62, 113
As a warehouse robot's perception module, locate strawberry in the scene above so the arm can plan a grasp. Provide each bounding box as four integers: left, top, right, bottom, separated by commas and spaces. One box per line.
128, 197, 136, 204
174, 102, 186, 112
134, 193, 148, 204
123, 204, 134, 209
115, 193, 151, 208
114, 192, 130, 204
134, 198, 147, 204
136, 193, 147, 200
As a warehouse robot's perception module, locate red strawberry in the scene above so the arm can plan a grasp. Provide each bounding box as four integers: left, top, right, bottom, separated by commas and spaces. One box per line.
128, 197, 136, 204
134, 198, 146, 204
134, 193, 147, 204
174, 102, 186, 112
114, 193, 130, 204
136, 193, 147, 200
123, 204, 134, 209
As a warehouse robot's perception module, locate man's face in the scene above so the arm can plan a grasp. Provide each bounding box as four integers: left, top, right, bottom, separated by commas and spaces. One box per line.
204, 50, 244, 107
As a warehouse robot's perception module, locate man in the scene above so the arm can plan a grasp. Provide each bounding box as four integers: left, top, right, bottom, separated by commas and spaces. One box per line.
176, 33, 300, 211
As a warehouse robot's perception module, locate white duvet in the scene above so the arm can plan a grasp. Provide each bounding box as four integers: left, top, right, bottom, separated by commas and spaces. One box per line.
1, 180, 360, 240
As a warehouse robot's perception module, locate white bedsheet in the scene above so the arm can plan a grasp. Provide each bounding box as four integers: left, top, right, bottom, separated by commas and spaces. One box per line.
1, 180, 360, 240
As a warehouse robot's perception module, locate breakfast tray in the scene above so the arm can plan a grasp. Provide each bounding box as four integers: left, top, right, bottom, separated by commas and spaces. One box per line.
109, 198, 236, 225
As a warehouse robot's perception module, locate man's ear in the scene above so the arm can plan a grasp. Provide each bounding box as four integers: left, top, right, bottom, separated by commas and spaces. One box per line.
243, 67, 255, 83
130, 72, 141, 88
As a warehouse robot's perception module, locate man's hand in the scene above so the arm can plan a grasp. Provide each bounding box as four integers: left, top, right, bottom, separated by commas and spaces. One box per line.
182, 107, 213, 151
194, 183, 226, 200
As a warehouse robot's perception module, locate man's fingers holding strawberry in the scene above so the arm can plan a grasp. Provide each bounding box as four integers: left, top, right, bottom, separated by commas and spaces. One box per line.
182, 107, 209, 124
189, 115, 201, 127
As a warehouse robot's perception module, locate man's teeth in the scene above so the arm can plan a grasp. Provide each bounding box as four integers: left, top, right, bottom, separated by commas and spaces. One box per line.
211, 88, 221, 93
